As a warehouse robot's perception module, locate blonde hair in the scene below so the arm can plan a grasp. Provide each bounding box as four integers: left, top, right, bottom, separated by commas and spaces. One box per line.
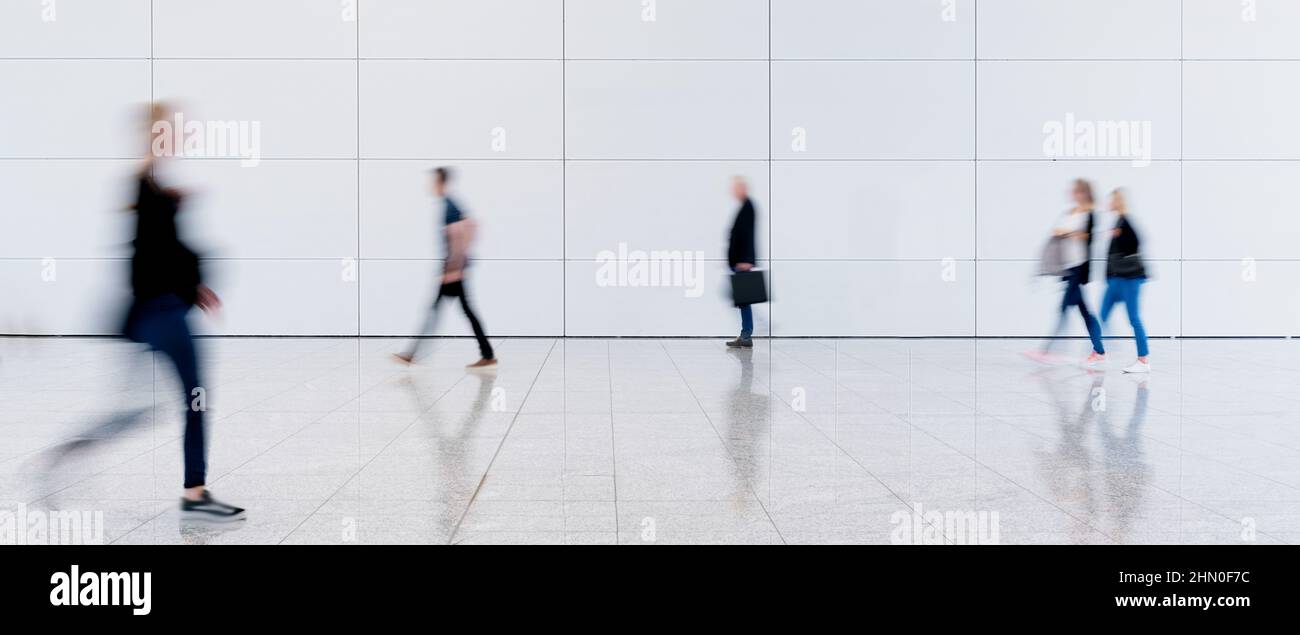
1111, 187, 1128, 214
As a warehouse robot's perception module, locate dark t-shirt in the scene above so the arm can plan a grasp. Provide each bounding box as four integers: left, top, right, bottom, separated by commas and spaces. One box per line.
444, 196, 464, 226
442, 196, 468, 271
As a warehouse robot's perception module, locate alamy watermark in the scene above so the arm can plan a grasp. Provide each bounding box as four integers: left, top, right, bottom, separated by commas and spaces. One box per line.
151, 112, 262, 167
890, 503, 1000, 545
1, 504, 104, 545
595, 243, 706, 298
1042, 112, 1152, 168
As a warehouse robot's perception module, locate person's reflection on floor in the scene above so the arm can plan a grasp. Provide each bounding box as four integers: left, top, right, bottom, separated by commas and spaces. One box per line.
723, 347, 769, 508
399, 369, 497, 542
1097, 376, 1150, 543
1034, 371, 1153, 543
1033, 373, 1101, 543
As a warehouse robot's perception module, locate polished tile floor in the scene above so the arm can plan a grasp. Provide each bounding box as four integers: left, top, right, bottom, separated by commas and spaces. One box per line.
2, 336, 1298, 545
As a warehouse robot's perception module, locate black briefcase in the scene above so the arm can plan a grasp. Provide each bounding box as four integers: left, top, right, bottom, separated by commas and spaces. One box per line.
730, 270, 768, 307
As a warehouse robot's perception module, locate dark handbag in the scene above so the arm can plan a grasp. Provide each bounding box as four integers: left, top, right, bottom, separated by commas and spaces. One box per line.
1108, 252, 1146, 278
730, 270, 768, 307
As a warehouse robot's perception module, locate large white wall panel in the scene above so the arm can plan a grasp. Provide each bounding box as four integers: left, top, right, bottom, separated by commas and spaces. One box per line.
361, 61, 562, 159
1183, 161, 1300, 260
203, 260, 357, 335
565, 161, 768, 262
0, 0, 150, 58
565, 61, 767, 159
977, 62, 1181, 160
170, 159, 358, 260
0, 60, 150, 158
1185, 0, 1300, 60
773, 261, 974, 336
360, 0, 561, 59
153, 0, 356, 58
978, 0, 1181, 60
153, 60, 358, 158
360, 160, 563, 260
0, 260, 128, 335
772, 61, 973, 159
976, 161, 1181, 261
772, 0, 974, 60
1181, 262, 1300, 336
771, 161, 974, 260
1184, 62, 1300, 159
0, 160, 138, 259
361, 260, 562, 336
565, 0, 767, 60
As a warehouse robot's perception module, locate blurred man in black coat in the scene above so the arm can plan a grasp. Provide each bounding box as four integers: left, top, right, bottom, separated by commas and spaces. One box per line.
726, 177, 757, 348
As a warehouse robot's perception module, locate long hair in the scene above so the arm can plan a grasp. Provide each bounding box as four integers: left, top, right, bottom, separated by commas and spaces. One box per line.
1072, 178, 1095, 206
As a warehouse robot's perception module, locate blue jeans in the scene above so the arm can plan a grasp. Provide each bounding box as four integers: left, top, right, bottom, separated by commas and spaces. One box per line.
738, 304, 753, 340
1100, 277, 1150, 358
126, 295, 207, 488
732, 267, 753, 339
1048, 265, 1105, 355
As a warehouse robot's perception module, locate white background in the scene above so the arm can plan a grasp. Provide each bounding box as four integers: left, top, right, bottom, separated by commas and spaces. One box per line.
2, 0, 1297, 337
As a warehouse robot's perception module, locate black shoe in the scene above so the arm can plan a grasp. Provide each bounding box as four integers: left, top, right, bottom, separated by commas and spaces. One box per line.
181, 491, 246, 522
725, 338, 753, 348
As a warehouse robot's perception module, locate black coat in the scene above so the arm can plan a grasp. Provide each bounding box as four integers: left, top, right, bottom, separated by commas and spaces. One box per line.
130, 174, 201, 305
1106, 215, 1146, 279
728, 198, 757, 268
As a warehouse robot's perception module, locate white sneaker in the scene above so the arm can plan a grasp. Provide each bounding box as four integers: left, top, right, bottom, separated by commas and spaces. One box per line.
1081, 354, 1107, 370
1122, 360, 1151, 374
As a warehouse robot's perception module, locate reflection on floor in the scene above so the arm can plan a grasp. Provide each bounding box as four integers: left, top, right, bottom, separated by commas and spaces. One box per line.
2, 337, 1298, 545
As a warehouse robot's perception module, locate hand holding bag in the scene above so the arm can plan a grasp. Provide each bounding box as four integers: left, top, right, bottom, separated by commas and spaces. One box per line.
730, 269, 768, 307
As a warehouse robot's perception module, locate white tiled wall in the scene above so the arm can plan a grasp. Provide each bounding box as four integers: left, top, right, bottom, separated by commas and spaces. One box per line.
3, 1, 1296, 337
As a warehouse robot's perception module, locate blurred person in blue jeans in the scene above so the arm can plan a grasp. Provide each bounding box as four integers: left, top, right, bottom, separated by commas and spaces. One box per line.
1099, 188, 1151, 374
47, 103, 244, 522
1027, 178, 1107, 369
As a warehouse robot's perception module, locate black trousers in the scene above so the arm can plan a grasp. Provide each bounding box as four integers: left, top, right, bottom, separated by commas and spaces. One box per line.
125, 295, 207, 488
406, 280, 494, 360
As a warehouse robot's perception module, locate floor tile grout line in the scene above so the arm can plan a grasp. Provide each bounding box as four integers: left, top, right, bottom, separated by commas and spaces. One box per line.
768, 341, 1059, 541
560, 340, 567, 536
109, 354, 394, 544
445, 339, 558, 545
607, 340, 619, 545
21, 346, 343, 510
766, 342, 953, 541
986, 390, 1300, 497
861, 366, 1268, 544
108, 361, 382, 546
660, 341, 787, 545
275, 359, 478, 545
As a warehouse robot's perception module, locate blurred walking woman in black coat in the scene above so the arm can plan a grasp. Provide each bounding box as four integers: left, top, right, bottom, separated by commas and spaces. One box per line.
124, 102, 244, 521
